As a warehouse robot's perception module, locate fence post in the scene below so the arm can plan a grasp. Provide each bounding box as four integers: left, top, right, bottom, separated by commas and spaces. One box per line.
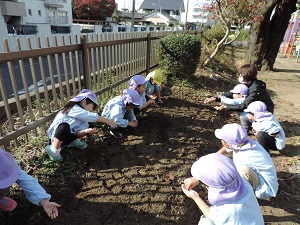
146, 32, 151, 75
80, 35, 91, 89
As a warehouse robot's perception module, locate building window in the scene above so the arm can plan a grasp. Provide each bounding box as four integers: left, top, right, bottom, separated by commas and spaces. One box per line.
38, 10, 41, 16
28, 9, 32, 16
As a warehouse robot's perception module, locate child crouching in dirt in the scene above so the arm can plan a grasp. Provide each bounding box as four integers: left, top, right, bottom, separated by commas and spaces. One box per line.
215, 123, 278, 199
128, 75, 157, 117
182, 152, 264, 225
46, 89, 116, 161
244, 101, 285, 153
145, 69, 163, 104
204, 84, 249, 114
101, 88, 143, 138
0, 148, 60, 219
210, 64, 274, 133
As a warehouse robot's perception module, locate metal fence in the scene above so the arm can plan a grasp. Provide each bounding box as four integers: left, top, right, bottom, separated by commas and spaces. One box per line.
0, 30, 201, 149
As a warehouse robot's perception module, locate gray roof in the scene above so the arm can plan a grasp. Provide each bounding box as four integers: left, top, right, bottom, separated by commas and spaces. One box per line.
140, 0, 185, 11
121, 12, 148, 19
143, 10, 177, 21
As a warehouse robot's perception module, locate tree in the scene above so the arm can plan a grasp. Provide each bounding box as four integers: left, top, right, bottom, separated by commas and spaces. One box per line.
202, 0, 266, 67
113, 10, 123, 23
245, 0, 298, 71
72, 0, 116, 21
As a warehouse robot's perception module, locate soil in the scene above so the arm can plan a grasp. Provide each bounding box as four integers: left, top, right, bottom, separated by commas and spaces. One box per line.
1, 56, 300, 225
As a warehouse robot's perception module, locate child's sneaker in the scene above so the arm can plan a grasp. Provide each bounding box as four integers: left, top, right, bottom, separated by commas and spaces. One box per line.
0, 197, 17, 212
45, 145, 63, 161
109, 127, 123, 138
137, 112, 148, 118
69, 139, 87, 149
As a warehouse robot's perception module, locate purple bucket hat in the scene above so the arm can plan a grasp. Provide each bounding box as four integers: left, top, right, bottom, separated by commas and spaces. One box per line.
244, 101, 267, 113
69, 89, 98, 106
128, 75, 146, 89
244, 101, 273, 120
230, 84, 249, 96
122, 89, 143, 106
215, 123, 256, 150
191, 153, 248, 206
0, 148, 20, 189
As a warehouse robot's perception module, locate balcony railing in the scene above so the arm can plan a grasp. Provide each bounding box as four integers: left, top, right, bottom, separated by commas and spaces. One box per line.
47, 16, 69, 25
44, 0, 65, 8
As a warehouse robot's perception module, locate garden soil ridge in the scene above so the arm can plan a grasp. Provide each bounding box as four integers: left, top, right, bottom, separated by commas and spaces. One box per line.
1, 55, 300, 225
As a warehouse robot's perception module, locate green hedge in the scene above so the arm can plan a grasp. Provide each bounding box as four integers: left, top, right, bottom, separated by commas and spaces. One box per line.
202, 23, 225, 46
156, 33, 201, 78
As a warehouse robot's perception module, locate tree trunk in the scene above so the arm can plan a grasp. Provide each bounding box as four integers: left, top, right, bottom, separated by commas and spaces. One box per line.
245, 0, 297, 71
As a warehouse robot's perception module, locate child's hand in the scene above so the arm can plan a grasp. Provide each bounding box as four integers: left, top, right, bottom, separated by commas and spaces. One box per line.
106, 119, 117, 128
148, 95, 157, 100
214, 105, 226, 111
181, 184, 200, 200
252, 129, 258, 136
157, 98, 163, 104
128, 120, 138, 127
88, 128, 97, 135
204, 97, 215, 104
183, 177, 199, 191
148, 99, 157, 106
40, 199, 61, 220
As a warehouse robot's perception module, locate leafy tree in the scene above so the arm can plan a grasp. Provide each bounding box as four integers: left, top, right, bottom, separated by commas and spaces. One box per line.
72, 0, 116, 21
245, 0, 298, 71
113, 9, 123, 23
202, 0, 266, 67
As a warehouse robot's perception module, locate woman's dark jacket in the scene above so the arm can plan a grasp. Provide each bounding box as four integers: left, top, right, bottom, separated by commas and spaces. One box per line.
222, 79, 274, 113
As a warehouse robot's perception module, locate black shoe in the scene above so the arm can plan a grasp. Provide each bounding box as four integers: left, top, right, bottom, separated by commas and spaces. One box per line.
109, 127, 123, 138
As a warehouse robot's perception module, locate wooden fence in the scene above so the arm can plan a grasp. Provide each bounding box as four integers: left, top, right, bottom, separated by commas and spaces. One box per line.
0, 30, 201, 149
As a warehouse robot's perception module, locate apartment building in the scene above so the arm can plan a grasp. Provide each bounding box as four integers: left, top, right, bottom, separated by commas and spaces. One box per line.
0, 0, 72, 38
189, 2, 213, 25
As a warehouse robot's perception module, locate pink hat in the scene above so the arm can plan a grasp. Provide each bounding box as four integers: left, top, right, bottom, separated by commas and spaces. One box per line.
215, 123, 256, 150
191, 153, 248, 206
128, 75, 146, 89
122, 89, 143, 106
230, 84, 249, 95
69, 89, 98, 106
0, 148, 20, 189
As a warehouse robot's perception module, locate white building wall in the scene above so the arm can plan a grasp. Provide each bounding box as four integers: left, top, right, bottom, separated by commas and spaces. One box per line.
181, 0, 212, 24
17, 0, 72, 26
0, 10, 7, 41
18, 0, 44, 24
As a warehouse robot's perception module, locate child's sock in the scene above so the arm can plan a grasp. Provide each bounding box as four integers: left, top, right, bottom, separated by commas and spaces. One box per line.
50, 146, 61, 156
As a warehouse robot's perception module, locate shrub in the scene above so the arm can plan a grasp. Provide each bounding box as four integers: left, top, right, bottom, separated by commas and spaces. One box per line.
156, 33, 201, 78
202, 23, 225, 46
236, 29, 249, 41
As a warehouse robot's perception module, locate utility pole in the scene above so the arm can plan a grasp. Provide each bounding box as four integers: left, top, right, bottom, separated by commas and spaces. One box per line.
131, 0, 135, 32
159, 0, 162, 25
185, 0, 189, 29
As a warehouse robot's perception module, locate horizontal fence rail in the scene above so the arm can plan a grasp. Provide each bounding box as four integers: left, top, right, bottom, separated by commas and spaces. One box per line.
0, 30, 201, 149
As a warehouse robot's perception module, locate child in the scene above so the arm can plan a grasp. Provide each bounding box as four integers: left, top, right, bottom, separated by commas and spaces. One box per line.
206, 64, 274, 133
215, 123, 278, 199
0, 148, 60, 219
244, 101, 285, 153
182, 153, 264, 225
145, 69, 163, 104
46, 89, 117, 161
128, 75, 156, 116
101, 88, 143, 138
204, 84, 249, 112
